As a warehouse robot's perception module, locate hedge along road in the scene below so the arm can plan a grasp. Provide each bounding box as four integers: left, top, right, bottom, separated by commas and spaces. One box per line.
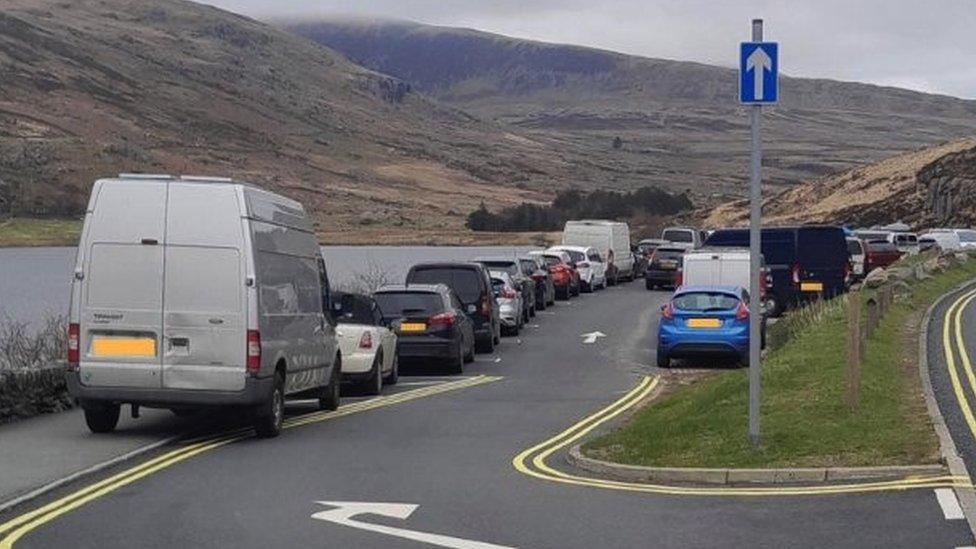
1, 282, 972, 548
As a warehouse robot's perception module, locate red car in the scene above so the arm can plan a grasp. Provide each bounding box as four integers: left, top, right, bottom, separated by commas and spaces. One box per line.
540, 250, 581, 299
864, 240, 902, 271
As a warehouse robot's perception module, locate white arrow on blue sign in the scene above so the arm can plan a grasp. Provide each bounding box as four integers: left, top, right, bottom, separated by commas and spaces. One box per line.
739, 42, 778, 104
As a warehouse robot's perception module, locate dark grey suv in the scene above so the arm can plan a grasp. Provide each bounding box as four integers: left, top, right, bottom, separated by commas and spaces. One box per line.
405, 262, 501, 353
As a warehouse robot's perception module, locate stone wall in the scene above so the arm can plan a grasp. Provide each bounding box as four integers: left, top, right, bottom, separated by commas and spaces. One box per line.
0, 364, 73, 423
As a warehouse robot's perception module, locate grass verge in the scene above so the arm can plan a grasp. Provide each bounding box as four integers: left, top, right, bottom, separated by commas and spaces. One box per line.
0, 217, 82, 247
583, 257, 976, 468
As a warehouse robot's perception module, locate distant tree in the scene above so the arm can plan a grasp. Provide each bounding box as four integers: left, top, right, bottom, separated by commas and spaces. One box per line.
465, 202, 498, 231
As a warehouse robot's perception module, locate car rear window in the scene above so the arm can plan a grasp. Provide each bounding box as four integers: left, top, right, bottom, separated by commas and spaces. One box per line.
673, 292, 740, 312
479, 261, 519, 277
663, 229, 693, 243
847, 240, 863, 254
408, 267, 483, 303
654, 248, 685, 261
333, 293, 375, 325
519, 259, 537, 276
562, 250, 586, 262
542, 255, 562, 266
866, 241, 897, 253
374, 292, 444, 318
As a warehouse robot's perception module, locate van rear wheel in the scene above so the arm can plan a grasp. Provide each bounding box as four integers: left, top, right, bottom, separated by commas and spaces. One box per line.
83, 403, 120, 434
254, 372, 284, 438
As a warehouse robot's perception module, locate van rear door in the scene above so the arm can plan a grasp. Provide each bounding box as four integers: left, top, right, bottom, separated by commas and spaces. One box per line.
162, 183, 247, 392
81, 180, 166, 388
796, 227, 848, 297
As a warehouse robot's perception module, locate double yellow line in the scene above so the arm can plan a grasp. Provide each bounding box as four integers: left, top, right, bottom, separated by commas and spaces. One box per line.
0, 375, 501, 548
942, 287, 976, 443
513, 376, 966, 496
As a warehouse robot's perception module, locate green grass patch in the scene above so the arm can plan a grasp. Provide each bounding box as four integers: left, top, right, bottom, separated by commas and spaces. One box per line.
584, 257, 976, 468
0, 217, 82, 247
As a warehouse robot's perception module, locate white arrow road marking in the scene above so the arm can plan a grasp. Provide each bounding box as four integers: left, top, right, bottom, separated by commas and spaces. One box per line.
580, 331, 606, 344
312, 501, 517, 549
935, 488, 965, 520
746, 46, 771, 99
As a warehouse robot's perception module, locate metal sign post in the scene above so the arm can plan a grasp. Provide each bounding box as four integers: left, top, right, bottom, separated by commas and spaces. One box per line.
739, 19, 778, 446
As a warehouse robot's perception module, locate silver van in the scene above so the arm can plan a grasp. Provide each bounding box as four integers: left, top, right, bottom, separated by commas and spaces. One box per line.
67, 174, 340, 437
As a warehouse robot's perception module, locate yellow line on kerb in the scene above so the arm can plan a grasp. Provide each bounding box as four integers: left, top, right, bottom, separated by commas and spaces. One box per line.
0, 375, 501, 548
513, 373, 967, 497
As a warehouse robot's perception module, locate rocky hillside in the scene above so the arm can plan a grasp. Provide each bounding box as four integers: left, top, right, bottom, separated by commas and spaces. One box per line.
700, 138, 976, 229
0, 0, 639, 243
288, 20, 976, 199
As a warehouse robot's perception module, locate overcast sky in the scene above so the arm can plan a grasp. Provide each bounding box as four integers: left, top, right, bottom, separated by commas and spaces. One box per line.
202, 0, 975, 99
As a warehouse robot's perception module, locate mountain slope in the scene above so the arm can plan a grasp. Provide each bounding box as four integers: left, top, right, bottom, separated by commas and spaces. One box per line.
701, 138, 976, 229
287, 20, 976, 197
0, 0, 630, 243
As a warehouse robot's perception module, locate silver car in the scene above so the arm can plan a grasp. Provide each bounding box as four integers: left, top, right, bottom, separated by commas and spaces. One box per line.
488, 271, 524, 336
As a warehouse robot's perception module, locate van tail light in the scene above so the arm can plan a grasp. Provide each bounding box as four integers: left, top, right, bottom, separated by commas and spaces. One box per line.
661, 303, 674, 320
246, 330, 261, 373
68, 323, 80, 370
358, 331, 373, 349
736, 302, 750, 320
429, 311, 456, 329
480, 295, 492, 319
499, 286, 518, 299
791, 262, 801, 285
675, 269, 684, 288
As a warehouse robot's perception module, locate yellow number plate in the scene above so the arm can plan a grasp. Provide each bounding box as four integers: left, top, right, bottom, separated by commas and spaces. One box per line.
687, 318, 722, 328
91, 337, 156, 358
399, 322, 427, 333
800, 282, 824, 292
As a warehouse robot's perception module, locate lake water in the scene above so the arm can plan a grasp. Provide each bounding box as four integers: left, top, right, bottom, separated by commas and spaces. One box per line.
0, 246, 537, 326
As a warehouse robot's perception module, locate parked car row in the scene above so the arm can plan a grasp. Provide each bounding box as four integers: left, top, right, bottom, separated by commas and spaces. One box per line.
65, 177, 644, 438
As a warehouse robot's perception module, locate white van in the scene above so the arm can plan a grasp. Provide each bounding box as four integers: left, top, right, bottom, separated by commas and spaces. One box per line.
562, 220, 633, 284
920, 229, 962, 252
67, 174, 340, 437
661, 226, 704, 249
682, 249, 769, 310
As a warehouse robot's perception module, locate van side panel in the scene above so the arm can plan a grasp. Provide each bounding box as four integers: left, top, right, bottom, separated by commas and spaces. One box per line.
251, 219, 330, 395
162, 183, 247, 392
80, 180, 167, 389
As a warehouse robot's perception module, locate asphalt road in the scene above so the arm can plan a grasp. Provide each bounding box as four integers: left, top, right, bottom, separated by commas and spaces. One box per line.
2, 281, 973, 548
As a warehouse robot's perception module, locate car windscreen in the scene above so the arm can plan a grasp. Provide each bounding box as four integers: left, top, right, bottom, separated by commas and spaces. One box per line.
408, 267, 483, 303
479, 261, 519, 277
374, 292, 444, 319
847, 240, 863, 254
662, 229, 693, 243
672, 292, 740, 312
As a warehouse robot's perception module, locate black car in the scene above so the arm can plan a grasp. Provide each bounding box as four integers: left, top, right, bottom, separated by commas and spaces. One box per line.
405, 262, 501, 353
645, 246, 688, 290
475, 257, 536, 322
704, 225, 850, 316
373, 284, 475, 373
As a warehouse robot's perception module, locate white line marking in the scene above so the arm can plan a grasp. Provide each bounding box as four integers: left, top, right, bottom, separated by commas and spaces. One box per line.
936, 488, 965, 520
312, 501, 517, 549
395, 381, 447, 387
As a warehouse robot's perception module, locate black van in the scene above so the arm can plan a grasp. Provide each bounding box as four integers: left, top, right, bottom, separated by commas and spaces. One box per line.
704, 225, 850, 315
405, 262, 501, 353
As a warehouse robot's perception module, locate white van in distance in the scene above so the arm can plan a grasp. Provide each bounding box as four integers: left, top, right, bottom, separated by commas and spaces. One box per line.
67, 174, 341, 438
682, 248, 769, 311
562, 220, 634, 284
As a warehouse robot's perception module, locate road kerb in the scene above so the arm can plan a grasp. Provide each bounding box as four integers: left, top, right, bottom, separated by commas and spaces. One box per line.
920, 278, 976, 540
567, 445, 947, 486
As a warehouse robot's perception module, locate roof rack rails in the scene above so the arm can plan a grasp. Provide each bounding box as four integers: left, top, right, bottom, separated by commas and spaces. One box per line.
179, 175, 235, 183
117, 173, 174, 179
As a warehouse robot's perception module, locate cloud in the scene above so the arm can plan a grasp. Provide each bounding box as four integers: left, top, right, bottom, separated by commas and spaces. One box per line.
200, 0, 976, 98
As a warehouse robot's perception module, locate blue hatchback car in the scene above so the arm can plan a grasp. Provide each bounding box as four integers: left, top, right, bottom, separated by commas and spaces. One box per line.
656, 285, 763, 368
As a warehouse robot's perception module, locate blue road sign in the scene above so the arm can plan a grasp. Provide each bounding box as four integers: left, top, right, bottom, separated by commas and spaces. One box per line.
739, 42, 778, 104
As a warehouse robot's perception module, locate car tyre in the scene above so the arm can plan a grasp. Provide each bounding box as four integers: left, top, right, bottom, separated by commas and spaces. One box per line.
384, 352, 400, 385
318, 357, 341, 411
449, 342, 465, 374
254, 371, 285, 438
476, 333, 495, 354
361, 352, 383, 396
463, 340, 475, 363
656, 349, 671, 369
83, 402, 120, 434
